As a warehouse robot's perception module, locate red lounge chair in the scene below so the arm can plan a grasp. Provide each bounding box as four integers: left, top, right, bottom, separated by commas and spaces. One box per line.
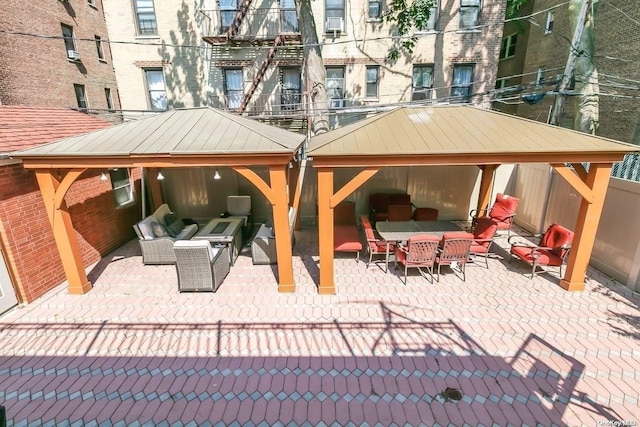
509, 223, 574, 278
470, 193, 519, 237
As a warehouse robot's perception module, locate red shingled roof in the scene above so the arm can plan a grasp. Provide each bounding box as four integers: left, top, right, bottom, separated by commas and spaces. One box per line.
0, 106, 112, 154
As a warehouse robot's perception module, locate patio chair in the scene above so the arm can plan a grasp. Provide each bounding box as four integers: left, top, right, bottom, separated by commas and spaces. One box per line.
413, 207, 439, 221
223, 195, 253, 241
469, 217, 498, 268
361, 215, 395, 268
394, 234, 440, 284
470, 193, 520, 237
435, 232, 474, 282
173, 240, 230, 292
508, 223, 574, 278
387, 204, 413, 221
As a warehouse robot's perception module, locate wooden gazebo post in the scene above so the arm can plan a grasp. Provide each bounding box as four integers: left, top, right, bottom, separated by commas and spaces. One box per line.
317, 167, 379, 294
552, 163, 612, 291
35, 169, 91, 295
475, 165, 498, 214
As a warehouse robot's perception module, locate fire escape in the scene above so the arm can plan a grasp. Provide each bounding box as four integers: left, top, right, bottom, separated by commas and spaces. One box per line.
202, 0, 303, 131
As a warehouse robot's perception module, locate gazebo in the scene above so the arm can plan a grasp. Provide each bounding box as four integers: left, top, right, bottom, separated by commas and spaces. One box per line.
307, 105, 638, 294
12, 107, 305, 295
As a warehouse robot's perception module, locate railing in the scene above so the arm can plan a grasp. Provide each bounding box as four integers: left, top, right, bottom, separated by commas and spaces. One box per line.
201, 8, 299, 40
612, 152, 640, 182
210, 93, 306, 116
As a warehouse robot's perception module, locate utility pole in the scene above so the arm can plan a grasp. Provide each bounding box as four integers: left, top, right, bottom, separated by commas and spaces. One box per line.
549, 0, 591, 126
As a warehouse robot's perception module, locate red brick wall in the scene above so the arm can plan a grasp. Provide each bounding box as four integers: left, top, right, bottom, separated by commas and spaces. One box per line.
0, 164, 141, 302
0, 0, 121, 122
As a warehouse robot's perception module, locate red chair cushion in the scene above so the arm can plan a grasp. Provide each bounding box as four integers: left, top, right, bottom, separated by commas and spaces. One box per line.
540, 224, 574, 257
334, 225, 363, 252
511, 246, 563, 266
470, 243, 489, 254
442, 231, 474, 240
473, 218, 498, 249
489, 193, 519, 221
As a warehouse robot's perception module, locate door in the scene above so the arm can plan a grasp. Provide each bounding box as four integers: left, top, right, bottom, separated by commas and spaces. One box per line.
0, 246, 18, 314
281, 68, 301, 111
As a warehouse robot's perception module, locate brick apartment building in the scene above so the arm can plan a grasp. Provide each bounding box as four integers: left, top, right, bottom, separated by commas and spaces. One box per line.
0, 0, 122, 122
103, 0, 505, 127
495, 0, 640, 145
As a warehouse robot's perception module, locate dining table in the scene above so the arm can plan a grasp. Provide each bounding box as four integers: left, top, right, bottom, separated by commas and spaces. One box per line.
375, 220, 466, 272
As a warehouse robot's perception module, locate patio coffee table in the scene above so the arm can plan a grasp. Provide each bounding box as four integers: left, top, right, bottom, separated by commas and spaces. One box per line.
376, 220, 465, 272
192, 218, 244, 266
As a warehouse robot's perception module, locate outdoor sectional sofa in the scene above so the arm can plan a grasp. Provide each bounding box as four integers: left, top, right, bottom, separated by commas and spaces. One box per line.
133, 204, 199, 264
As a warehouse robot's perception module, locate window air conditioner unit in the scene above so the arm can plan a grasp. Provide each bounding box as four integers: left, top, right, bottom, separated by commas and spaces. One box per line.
328, 98, 345, 109
67, 50, 81, 61
325, 17, 344, 33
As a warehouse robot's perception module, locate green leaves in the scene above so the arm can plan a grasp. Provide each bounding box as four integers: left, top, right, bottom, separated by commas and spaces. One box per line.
383, 0, 435, 61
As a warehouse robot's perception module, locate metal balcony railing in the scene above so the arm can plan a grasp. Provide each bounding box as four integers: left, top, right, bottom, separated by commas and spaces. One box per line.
201, 8, 300, 42
210, 92, 306, 116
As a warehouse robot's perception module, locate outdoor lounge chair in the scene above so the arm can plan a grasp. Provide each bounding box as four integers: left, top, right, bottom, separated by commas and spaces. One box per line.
394, 234, 440, 284
173, 240, 230, 292
470, 193, 519, 237
508, 223, 574, 278
435, 232, 474, 282
469, 217, 498, 268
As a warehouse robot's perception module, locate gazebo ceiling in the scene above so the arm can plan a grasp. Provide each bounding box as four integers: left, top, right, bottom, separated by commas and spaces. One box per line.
11, 107, 305, 167
307, 106, 638, 166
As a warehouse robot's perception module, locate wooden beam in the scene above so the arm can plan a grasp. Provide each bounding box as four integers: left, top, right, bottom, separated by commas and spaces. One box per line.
475, 165, 497, 214
560, 163, 612, 291
551, 164, 594, 203
145, 168, 164, 211
269, 166, 295, 293
330, 167, 380, 208
317, 168, 335, 295
573, 162, 588, 181
35, 170, 92, 295
234, 166, 275, 204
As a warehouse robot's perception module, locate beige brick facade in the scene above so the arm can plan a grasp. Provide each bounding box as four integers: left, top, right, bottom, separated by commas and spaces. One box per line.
104, 0, 504, 122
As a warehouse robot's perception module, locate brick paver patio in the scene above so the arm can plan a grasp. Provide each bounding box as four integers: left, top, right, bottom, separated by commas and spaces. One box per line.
0, 227, 639, 426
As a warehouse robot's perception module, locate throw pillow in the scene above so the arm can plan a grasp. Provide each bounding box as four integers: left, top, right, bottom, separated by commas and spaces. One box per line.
165, 212, 177, 226
151, 221, 172, 238
167, 218, 185, 236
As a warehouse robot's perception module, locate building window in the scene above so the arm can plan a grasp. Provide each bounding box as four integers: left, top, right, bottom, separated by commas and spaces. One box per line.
325, 0, 345, 32
95, 35, 105, 60
499, 33, 517, 59
134, 0, 158, 35
61, 24, 77, 55
224, 68, 244, 110
326, 67, 345, 108
105, 88, 114, 112
109, 169, 134, 207
281, 67, 302, 111
88, 0, 97, 7
220, 0, 238, 33
545, 11, 555, 33
145, 69, 167, 110
451, 64, 474, 102
420, 0, 439, 31
74, 84, 88, 110
412, 65, 433, 101
279, 0, 298, 32
366, 66, 379, 98
368, 0, 382, 19
459, 0, 480, 29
